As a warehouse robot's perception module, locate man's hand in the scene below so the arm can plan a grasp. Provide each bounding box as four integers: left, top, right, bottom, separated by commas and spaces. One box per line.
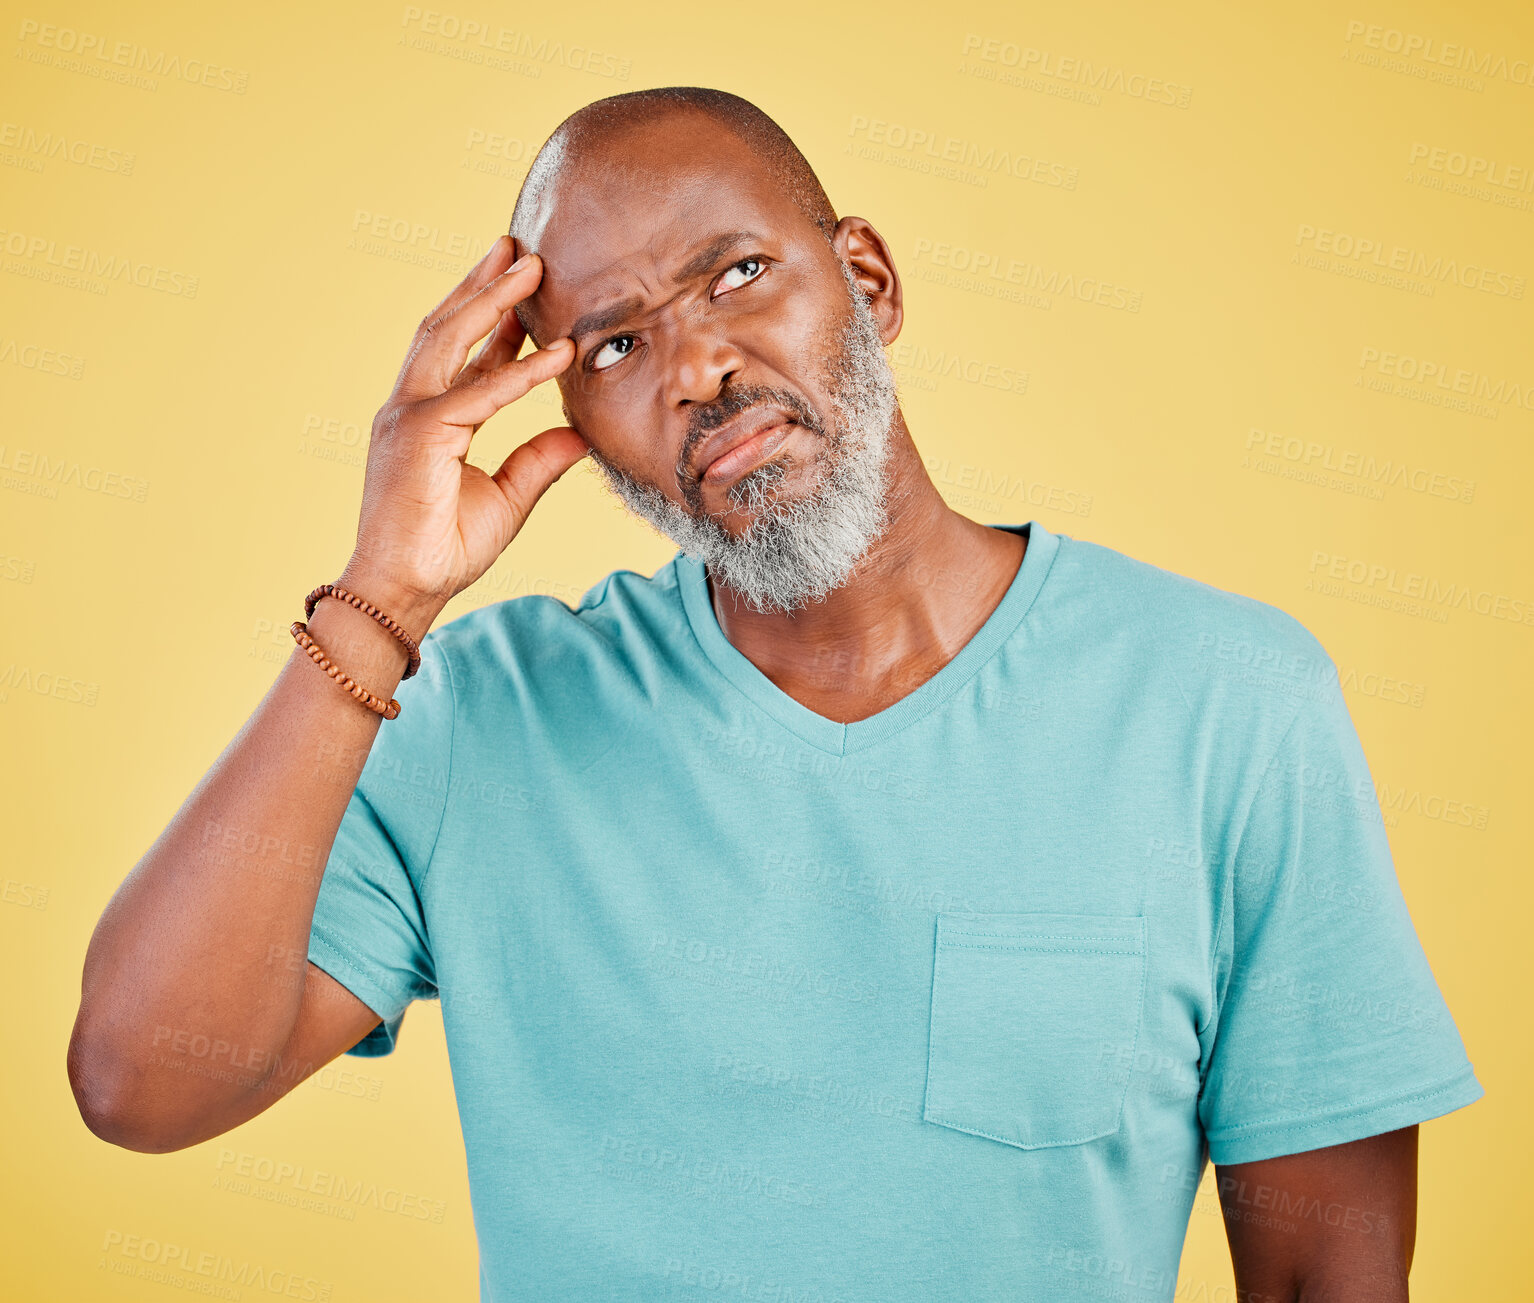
342, 233, 589, 638
1216, 1126, 1418, 1302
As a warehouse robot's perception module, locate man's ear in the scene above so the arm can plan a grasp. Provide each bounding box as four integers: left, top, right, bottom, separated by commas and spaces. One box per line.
831, 216, 903, 346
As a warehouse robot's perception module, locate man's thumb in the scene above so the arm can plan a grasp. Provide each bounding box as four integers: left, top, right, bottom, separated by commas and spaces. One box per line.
491, 426, 591, 524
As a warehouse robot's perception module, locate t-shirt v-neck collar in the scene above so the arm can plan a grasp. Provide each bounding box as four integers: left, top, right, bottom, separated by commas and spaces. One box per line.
675, 520, 1060, 757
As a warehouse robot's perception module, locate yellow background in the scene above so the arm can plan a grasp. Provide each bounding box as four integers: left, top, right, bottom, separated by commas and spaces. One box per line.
3, 0, 1529, 1297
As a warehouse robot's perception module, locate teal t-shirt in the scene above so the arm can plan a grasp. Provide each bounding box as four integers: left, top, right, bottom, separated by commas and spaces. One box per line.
308, 520, 1482, 1301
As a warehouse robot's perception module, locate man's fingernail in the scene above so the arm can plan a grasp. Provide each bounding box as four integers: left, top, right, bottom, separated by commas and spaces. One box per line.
509, 253, 534, 273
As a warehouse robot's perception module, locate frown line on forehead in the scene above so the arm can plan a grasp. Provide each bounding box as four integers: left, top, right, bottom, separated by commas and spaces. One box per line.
563, 229, 764, 342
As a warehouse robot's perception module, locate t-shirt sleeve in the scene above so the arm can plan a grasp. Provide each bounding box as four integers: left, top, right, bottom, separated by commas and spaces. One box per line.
306, 633, 454, 1056
1197, 666, 1484, 1164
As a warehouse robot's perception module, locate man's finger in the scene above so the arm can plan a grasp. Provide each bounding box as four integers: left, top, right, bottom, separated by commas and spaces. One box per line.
462, 308, 534, 436
420, 233, 516, 335
397, 254, 546, 400
389, 235, 517, 397
413, 337, 574, 430
464, 305, 528, 381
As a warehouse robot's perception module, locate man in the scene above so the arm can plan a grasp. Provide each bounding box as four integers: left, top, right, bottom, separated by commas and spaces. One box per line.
70, 87, 1481, 1301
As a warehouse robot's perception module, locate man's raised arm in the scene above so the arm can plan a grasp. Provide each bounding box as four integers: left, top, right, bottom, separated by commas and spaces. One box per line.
67, 235, 586, 1152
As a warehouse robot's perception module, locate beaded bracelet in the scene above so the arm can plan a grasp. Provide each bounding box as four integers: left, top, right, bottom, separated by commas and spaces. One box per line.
304, 582, 423, 680
290, 621, 401, 720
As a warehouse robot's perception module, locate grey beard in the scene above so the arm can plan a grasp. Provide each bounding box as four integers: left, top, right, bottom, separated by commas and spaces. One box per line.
585, 258, 899, 615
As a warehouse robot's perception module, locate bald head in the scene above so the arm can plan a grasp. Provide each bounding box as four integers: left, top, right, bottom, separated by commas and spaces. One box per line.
509, 87, 837, 341
512, 87, 835, 244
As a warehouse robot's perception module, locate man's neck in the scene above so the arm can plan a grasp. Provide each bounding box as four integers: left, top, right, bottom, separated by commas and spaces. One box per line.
705, 421, 1028, 724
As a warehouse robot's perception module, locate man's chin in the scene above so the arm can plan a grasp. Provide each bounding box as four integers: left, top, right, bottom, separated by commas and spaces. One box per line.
710, 452, 817, 528
588, 426, 889, 615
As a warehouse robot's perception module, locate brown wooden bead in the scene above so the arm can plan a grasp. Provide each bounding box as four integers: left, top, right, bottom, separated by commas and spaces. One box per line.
304, 582, 423, 679
289, 621, 402, 720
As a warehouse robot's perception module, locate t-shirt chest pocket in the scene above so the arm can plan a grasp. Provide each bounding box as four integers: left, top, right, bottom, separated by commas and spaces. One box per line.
922, 912, 1148, 1150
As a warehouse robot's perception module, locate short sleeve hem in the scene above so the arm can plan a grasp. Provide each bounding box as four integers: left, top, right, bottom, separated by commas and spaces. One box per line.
308, 927, 414, 1057
1205, 1065, 1484, 1165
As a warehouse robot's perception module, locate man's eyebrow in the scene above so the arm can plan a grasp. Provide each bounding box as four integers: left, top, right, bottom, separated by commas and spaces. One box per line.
569, 296, 644, 345
672, 230, 758, 284
566, 231, 761, 344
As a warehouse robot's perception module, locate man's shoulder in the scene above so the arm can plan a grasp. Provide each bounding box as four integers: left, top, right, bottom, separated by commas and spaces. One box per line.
421, 553, 689, 687
1056, 529, 1338, 710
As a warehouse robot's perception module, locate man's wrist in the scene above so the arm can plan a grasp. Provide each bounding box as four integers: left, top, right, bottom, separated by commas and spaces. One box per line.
334, 565, 448, 647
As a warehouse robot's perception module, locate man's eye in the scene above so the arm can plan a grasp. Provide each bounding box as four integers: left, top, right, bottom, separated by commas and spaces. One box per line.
590, 334, 637, 371
712, 258, 766, 297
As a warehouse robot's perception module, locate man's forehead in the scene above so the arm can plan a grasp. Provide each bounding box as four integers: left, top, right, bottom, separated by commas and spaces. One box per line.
520, 135, 806, 334
525, 112, 781, 243
542, 172, 749, 275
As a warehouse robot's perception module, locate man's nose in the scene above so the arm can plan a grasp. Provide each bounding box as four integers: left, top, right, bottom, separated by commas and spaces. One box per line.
661, 324, 747, 408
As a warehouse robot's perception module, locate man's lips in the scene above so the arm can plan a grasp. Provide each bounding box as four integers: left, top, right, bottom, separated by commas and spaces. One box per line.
691, 406, 797, 486
702, 421, 794, 485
